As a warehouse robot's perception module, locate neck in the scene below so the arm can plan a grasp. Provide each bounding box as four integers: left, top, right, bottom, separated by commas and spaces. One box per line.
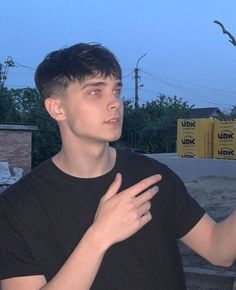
52, 141, 116, 178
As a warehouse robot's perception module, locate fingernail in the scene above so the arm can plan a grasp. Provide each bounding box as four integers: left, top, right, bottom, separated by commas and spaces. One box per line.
153, 186, 159, 194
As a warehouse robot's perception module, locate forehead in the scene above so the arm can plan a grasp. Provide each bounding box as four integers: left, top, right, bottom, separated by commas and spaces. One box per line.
66, 76, 122, 95
75, 76, 122, 89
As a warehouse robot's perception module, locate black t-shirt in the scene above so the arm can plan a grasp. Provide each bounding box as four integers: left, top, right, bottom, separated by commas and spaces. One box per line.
0, 150, 205, 289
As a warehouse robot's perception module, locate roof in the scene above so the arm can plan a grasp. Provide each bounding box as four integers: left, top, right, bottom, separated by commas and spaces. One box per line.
190, 107, 224, 119
0, 124, 38, 131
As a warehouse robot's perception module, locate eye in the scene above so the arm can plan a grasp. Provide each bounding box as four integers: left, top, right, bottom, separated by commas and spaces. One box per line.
89, 89, 101, 96
113, 87, 122, 97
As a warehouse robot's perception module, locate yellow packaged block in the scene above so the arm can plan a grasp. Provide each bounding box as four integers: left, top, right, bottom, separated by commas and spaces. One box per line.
213, 119, 236, 159
177, 118, 214, 159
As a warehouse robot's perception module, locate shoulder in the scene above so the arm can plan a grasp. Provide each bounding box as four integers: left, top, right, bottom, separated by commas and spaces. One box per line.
117, 149, 161, 167
0, 159, 53, 211
116, 149, 187, 199
116, 149, 176, 179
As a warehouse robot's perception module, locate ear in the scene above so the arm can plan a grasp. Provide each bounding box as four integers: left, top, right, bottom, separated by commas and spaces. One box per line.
44, 97, 65, 121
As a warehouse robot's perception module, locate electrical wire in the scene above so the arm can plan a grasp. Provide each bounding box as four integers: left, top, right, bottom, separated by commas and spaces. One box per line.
14, 62, 36, 71
4, 59, 235, 112
141, 70, 234, 109
142, 70, 236, 95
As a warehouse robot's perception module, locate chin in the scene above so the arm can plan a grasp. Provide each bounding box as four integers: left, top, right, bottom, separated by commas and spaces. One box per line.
108, 136, 120, 142
107, 133, 121, 142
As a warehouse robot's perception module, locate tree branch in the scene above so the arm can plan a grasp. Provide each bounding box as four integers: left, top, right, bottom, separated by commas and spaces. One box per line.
213, 20, 236, 46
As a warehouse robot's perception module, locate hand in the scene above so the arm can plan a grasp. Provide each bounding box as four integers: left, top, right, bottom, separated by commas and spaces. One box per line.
92, 173, 161, 249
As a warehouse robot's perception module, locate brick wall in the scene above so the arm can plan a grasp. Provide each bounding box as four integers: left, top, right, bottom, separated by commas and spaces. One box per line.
0, 125, 37, 174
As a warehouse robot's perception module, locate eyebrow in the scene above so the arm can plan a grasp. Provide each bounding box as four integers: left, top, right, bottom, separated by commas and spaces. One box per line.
80, 80, 122, 90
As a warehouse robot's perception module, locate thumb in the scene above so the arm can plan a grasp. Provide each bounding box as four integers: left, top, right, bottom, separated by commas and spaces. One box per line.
102, 173, 122, 202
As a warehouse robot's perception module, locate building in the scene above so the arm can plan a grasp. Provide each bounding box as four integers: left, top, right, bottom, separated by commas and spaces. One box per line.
0, 124, 37, 174
190, 107, 224, 119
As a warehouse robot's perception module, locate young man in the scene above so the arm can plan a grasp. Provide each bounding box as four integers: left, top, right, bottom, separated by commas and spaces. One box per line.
0, 43, 236, 290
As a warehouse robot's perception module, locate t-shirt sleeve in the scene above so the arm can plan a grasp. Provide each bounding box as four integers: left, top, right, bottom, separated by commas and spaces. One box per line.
162, 165, 206, 239
0, 200, 42, 280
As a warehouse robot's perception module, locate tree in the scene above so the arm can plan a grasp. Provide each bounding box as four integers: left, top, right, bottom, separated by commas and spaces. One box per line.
139, 95, 192, 153
0, 87, 61, 167
230, 106, 236, 118
0, 87, 20, 122
120, 100, 146, 149
11, 88, 61, 167
119, 94, 192, 153
1, 86, 193, 165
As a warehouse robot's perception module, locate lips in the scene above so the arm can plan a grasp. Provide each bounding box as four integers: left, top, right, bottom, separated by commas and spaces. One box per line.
104, 117, 121, 123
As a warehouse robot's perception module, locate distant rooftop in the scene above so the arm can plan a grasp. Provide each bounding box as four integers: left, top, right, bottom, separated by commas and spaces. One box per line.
190, 107, 224, 119
0, 124, 38, 131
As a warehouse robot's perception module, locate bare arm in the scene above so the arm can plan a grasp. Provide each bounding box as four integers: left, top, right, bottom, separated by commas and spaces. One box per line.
1, 173, 161, 290
181, 211, 236, 267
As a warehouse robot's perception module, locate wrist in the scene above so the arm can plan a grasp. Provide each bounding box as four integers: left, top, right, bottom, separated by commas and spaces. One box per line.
86, 224, 111, 253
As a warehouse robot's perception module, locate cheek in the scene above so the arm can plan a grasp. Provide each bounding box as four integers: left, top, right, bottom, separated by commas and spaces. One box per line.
120, 104, 124, 119
62, 97, 104, 128
69, 105, 100, 128
65, 107, 80, 124
121, 103, 124, 114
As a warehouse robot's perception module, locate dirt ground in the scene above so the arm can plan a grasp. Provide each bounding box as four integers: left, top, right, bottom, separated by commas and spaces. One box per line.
180, 176, 236, 289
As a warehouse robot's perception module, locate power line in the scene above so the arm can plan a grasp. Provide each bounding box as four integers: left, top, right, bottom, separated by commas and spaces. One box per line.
122, 71, 133, 79
121, 65, 235, 110
142, 69, 236, 95
141, 70, 234, 109
14, 62, 36, 71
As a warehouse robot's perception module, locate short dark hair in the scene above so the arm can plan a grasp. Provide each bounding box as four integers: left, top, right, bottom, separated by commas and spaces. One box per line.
35, 43, 122, 100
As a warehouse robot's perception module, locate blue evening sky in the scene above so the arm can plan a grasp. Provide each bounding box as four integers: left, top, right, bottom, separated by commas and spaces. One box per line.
1, 0, 236, 112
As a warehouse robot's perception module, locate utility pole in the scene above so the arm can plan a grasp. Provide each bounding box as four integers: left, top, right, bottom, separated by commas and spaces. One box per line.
134, 53, 147, 108
0, 56, 15, 88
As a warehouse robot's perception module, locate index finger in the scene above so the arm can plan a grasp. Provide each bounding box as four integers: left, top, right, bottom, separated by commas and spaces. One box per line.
123, 174, 162, 197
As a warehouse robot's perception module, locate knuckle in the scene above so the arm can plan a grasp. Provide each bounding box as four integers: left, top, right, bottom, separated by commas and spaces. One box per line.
137, 219, 142, 228
132, 210, 139, 220
140, 179, 149, 189
147, 201, 151, 210
146, 191, 153, 200
150, 186, 158, 195
143, 179, 149, 187
144, 211, 152, 222
128, 198, 135, 205
148, 211, 152, 219
124, 197, 134, 209
150, 190, 155, 198
129, 202, 136, 211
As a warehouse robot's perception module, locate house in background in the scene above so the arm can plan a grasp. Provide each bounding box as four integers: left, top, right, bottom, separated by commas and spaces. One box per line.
190, 107, 224, 119
0, 124, 37, 175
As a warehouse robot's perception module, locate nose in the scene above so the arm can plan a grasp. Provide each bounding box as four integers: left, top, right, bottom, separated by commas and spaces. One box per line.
108, 93, 123, 111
